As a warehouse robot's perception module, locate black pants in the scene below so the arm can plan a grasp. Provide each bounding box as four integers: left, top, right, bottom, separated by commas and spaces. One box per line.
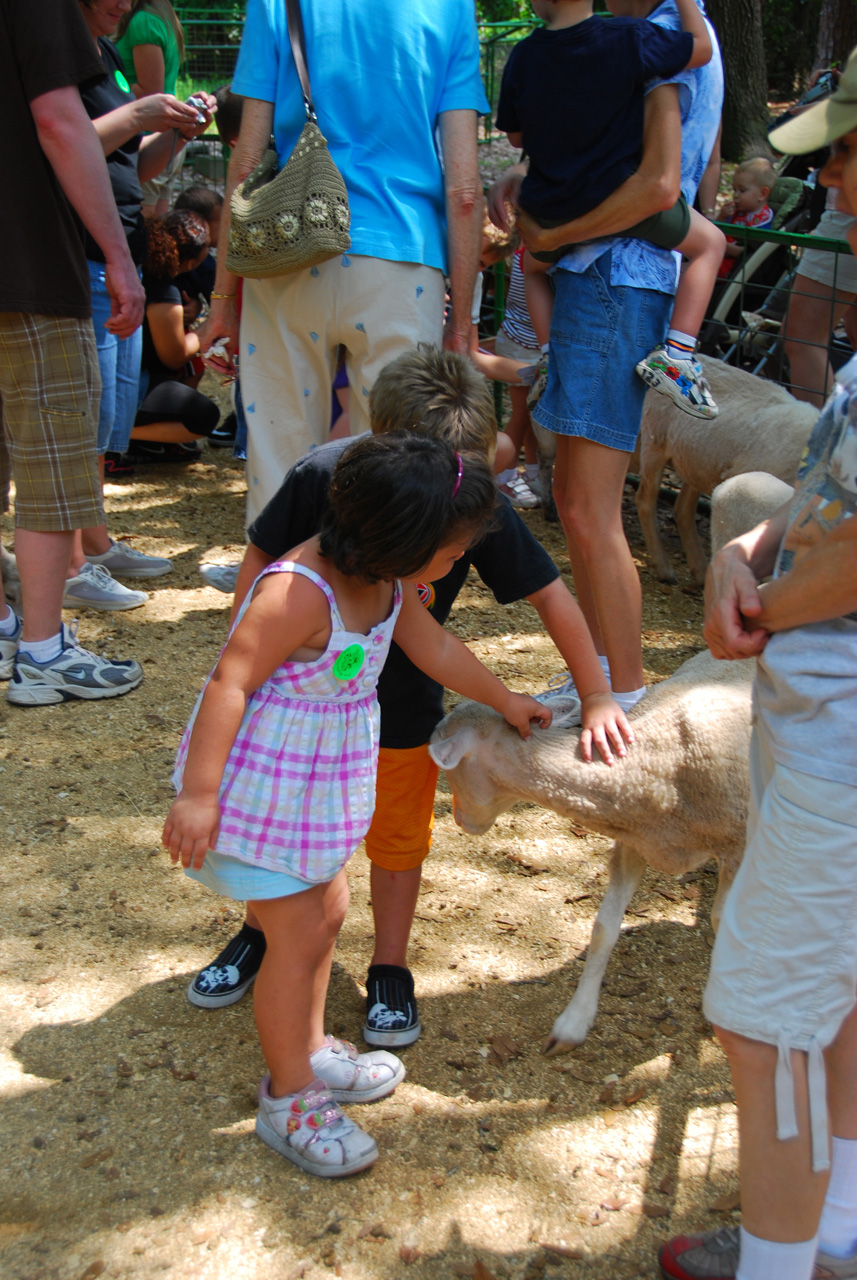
135, 379, 220, 437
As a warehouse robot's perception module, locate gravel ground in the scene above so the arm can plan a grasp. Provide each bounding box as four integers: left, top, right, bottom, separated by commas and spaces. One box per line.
0, 375, 741, 1280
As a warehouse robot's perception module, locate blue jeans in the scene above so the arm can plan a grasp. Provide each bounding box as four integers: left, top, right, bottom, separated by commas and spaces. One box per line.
88, 260, 143, 454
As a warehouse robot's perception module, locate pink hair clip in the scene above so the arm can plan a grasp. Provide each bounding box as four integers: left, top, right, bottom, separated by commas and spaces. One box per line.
452, 451, 463, 498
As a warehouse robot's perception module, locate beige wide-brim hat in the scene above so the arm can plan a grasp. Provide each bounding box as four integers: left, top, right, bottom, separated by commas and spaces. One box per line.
769, 42, 857, 155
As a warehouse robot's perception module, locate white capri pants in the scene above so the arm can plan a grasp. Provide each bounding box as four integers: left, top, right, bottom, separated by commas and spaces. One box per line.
240, 254, 445, 524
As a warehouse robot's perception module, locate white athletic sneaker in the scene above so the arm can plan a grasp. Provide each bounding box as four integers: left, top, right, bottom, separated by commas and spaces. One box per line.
309, 1036, 405, 1103
86, 538, 173, 579
635, 347, 719, 419
62, 563, 147, 611
497, 473, 540, 509
0, 613, 22, 680
255, 1076, 378, 1177
199, 562, 240, 594
7, 621, 143, 706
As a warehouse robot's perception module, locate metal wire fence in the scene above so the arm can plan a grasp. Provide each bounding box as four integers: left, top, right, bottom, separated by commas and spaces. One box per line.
173, 7, 534, 107
699, 222, 855, 403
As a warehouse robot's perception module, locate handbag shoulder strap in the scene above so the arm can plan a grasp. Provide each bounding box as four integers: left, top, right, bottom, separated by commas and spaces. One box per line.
286, 0, 316, 122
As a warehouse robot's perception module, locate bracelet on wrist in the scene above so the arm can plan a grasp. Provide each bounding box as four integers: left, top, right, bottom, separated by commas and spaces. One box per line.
211, 291, 237, 300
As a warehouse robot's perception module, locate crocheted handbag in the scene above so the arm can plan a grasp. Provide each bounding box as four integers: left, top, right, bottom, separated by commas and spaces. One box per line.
226, 0, 350, 279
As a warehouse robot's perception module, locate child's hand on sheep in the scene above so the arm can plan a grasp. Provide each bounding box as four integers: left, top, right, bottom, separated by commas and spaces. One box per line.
500, 692, 553, 739
579, 692, 634, 765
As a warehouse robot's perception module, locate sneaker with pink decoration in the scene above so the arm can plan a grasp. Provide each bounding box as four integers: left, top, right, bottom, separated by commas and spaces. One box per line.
255, 1076, 378, 1177
309, 1035, 405, 1103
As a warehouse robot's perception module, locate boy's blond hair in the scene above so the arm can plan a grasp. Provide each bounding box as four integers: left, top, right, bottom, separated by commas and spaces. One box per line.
369, 346, 497, 458
735, 156, 777, 193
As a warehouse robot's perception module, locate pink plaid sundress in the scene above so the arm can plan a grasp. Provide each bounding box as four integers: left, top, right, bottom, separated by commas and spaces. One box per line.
174, 561, 402, 884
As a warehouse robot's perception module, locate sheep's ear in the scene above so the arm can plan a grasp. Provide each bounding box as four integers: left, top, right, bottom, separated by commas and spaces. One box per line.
429, 726, 476, 772
537, 694, 582, 728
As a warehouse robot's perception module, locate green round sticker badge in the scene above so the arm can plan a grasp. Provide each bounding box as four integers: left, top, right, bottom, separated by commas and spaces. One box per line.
333, 644, 365, 682
114, 68, 131, 93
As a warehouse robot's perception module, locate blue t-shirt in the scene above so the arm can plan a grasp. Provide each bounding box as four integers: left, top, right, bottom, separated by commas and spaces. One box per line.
647, 0, 723, 204
232, 0, 490, 273
495, 16, 691, 223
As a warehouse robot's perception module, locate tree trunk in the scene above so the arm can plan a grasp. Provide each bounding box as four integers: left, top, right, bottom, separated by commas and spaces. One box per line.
815, 0, 857, 71
707, 0, 771, 160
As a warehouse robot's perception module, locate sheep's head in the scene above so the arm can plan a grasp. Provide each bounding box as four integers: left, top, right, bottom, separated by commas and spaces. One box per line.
429, 711, 514, 834
429, 696, 580, 835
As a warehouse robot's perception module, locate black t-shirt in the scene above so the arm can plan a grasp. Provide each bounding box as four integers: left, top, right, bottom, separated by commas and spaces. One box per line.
0, 0, 104, 317
141, 273, 184, 387
495, 17, 691, 222
79, 39, 146, 266
175, 253, 217, 308
249, 435, 560, 749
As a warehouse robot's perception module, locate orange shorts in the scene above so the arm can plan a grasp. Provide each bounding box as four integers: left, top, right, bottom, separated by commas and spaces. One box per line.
364, 745, 439, 872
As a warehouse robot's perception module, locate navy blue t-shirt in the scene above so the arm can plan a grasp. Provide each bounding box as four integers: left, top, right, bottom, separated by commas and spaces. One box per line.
248, 435, 560, 750
496, 16, 692, 222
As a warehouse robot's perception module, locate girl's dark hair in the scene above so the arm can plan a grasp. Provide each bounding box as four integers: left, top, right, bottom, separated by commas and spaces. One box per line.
144, 210, 208, 279
319, 434, 497, 583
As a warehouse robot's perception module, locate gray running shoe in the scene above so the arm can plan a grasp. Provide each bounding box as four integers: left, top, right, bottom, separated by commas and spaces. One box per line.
8, 621, 143, 706
62, 563, 147, 611
0, 612, 22, 679
659, 1226, 857, 1280
199, 562, 240, 594
86, 538, 173, 579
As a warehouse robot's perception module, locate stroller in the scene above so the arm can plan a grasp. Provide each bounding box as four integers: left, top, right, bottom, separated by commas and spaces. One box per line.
698, 174, 817, 380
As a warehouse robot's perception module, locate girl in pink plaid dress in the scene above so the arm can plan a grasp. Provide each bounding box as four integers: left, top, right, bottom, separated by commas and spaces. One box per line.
163, 435, 551, 1179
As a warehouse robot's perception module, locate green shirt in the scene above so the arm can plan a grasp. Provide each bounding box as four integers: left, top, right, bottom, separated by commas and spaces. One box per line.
114, 10, 180, 97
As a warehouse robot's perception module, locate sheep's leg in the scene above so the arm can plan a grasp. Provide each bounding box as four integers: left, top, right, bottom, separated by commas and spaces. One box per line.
544, 842, 647, 1054
635, 457, 677, 584
673, 483, 707, 585
709, 850, 741, 935
534, 423, 557, 523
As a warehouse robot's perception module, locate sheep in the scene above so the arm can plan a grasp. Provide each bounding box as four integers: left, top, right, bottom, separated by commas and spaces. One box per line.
709, 471, 794, 555
429, 650, 754, 1051
430, 473, 793, 1052
635, 357, 815, 585
1, 543, 20, 607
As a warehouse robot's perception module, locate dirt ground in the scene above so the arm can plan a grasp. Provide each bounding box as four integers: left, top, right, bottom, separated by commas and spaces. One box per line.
0, 369, 742, 1280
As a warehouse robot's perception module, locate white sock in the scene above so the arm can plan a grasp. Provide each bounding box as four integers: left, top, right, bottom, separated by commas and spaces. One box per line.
613, 685, 646, 712
819, 1136, 857, 1258
665, 328, 697, 361
496, 468, 517, 486
0, 605, 17, 634
737, 1227, 818, 1280
19, 633, 62, 663
524, 463, 539, 483
540, 342, 550, 355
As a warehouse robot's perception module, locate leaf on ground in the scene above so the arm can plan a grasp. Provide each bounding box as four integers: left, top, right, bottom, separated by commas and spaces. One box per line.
489, 1034, 522, 1066
709, 1189, 741, 1212
642, 1200, 671, 1219
358, 1222, 393, 1240
540, 1241, 585, 1259
81, 1147, 113, 1169
506, 851, 549, 875
79, 1264, 106, 1280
